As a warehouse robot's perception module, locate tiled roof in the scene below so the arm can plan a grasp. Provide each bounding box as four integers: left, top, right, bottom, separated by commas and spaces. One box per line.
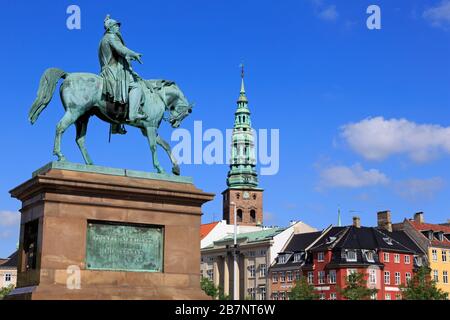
284, 231, 323, 252
307, 225, 423, 255
408, 220, 450, 248
0, 250, 18, 269
200, 221, 220, 240
409, 221, 450, 233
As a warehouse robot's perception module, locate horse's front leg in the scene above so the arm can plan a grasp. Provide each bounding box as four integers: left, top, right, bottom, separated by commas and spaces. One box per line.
145, 126, 165, 174
156, 135, 180, 175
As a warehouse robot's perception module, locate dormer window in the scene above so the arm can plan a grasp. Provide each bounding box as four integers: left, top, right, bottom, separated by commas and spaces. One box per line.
293, 253, 303, 263
346, 250, 357, 262
434, 232, 444, 242
326, 236, 337, 244
422, 230, 434, 241
365, 250, 375, 262
383, 237, 393, 246
278, 254, 287, 264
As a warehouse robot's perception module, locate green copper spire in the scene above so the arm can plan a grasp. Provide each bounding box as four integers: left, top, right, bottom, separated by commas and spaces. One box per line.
337, 207, 342, 227
226, 65, 258, 188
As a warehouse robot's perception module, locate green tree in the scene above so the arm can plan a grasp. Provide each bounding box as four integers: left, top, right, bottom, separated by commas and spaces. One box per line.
200, 277, 218, 299
338, 272, 378, 300
0, 284, 14, 300
200, 277, 230, 300
400, 266, 448, 300
288, 277, 319, 300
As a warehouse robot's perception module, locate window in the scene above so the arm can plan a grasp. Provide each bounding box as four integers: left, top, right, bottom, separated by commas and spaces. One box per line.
347, 269, 357, 276
405, 272, 412, 283
330, 293, 337, 300
260, 250, 266, 256
395, 272, 401, 285
395, 293, 402, 300
318, 271, 326, 284
307, 271, 314, 284
404, 255, 411, 264
433, 270, 439, 282
4, 273, 11, 282
280, 292, 286, 300
278, 255, 287, 264
394, 254, 400, 263
293, 253, 302, 262
443, 271, 448, 284
384, 271, 390, 285
260, 264, 267, 278
272, 273, 278, 283
207, 269, 214, 281
346, 250, 357, 262
248, 251, 256, 257
250, 210, 256, 223
237, 209, 243, 222
365, 251, 375, 262
371, 293, 377, 300
329, 270, 337, 284
369, 269, 377, 285
295, 271, 301, 281
317, 252, 325, 262
248, 287, 256, 300
249, 265, 256, 278
319, 293, 326, 300
383, 237, 393, 245
385, 293, 391, 300
279, 272, 285, 283
384, 252, 390, 262
287, 271, 293, 282
272, 292, 278, 300
432, 249, 438, 262
260, 287, 266, 300
442, 250, 447, 263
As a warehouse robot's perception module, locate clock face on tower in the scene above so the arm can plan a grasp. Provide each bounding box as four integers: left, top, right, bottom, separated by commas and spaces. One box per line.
243, 191, 250, 199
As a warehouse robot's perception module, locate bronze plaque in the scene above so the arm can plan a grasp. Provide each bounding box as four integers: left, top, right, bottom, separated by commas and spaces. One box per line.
86, 221, 163, 272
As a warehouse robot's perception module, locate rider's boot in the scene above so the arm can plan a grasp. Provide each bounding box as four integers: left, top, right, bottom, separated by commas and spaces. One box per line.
128, 85, 147, 122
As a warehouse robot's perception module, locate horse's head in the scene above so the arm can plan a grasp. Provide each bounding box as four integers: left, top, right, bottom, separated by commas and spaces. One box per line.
164, 83, 193, 128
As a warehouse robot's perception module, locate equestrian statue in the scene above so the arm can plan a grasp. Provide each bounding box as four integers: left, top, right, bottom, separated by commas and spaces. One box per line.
28, 15, 193, 175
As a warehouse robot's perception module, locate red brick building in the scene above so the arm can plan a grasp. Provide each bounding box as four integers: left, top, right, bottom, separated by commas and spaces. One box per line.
269, 212, 425, 300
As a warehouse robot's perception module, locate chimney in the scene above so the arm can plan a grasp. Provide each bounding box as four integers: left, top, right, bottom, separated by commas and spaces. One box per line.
377, 210, 392, 232
414, 212, 424, 224
353, 216, 361, 228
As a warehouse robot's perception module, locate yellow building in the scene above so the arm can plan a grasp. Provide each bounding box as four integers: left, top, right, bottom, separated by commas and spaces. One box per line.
393, 212, 450, 295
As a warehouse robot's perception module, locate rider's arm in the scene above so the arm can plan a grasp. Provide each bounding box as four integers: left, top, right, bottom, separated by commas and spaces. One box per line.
107, 35, 139, 61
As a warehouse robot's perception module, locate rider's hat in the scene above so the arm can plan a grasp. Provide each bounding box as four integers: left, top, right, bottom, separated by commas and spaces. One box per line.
104, 14, 121, 30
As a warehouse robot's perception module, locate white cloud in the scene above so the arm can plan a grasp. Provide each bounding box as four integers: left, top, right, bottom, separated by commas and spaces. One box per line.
341, 117, 450, 162
423, 0, 450, 29
318, 5, 339, 21
309, 0, 339, 22
318, 163, 389, 189
394, 177, 445, 201
0, 211, 20, 227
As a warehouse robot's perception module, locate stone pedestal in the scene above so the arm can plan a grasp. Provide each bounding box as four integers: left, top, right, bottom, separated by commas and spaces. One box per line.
6, 162, 214, 300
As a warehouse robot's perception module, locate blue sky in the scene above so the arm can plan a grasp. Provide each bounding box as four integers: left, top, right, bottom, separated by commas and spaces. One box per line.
1, 0, 450, 257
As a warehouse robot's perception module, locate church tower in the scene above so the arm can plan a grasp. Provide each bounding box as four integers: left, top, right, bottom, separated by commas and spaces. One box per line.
222, 66, 264, 226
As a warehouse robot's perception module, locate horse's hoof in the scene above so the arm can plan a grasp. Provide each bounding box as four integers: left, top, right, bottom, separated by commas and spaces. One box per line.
172, 166, 180, 176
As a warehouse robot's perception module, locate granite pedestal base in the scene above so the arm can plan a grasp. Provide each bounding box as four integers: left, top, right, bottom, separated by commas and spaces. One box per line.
6, 162, 214, 300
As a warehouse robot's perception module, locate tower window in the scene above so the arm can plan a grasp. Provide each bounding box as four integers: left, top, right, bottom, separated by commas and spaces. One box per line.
237, 209, 243, 222
243, 116, 246, 122
253, 194, 256, 200
250, 210, 256, 223
236, 193, 240, 199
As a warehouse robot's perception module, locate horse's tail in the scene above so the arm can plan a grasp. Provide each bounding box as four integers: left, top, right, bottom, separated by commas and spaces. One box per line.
28, 68, 67, 124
